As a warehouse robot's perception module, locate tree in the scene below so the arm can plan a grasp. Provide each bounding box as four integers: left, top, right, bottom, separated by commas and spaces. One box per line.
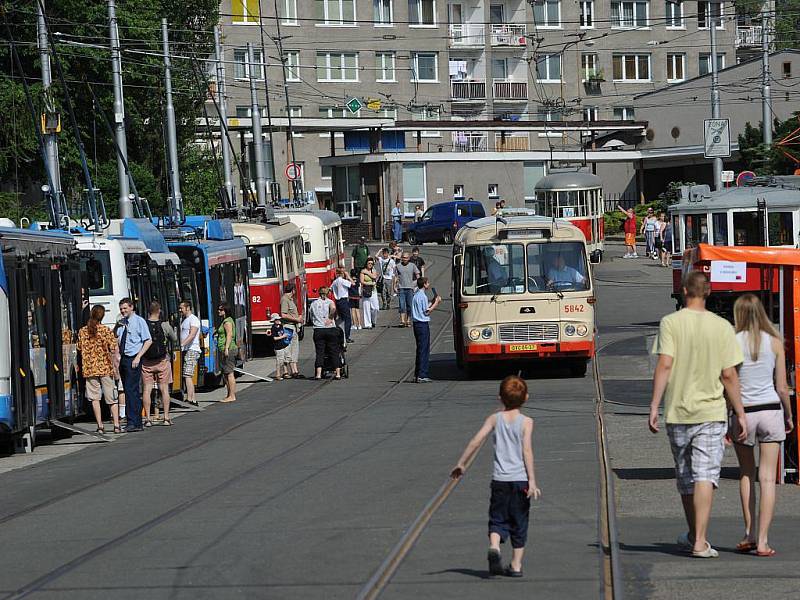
738, 114, 800, 175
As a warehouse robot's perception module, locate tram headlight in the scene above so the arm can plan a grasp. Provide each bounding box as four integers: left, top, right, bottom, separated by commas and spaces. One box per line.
468, 328, 482, 341
481, 327, 493, 339
576, 324, 589, 337
564, 324, 576, 336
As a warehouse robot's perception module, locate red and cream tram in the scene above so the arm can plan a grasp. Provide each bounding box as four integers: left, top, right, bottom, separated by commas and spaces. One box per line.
532, 172, 605, 262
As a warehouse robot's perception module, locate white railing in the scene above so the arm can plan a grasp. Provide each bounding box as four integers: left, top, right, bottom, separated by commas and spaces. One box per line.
448, 23, 486, 47
452, 131, 488, 152
736, 25, 762, 48
450, 79, 487, 100
490, 23, 527, 46
493, 79, 528, 100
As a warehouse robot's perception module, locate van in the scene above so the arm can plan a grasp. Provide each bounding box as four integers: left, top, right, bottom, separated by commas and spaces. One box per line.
406, 200, 486, 245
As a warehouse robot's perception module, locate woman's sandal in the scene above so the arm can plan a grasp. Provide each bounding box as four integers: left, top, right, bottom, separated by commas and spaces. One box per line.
691, 542, 719, 558
144, 419, 153, 428
95, 427, 105, 434
162, 418, 173, 426
756, 548, 776, 557
112, 426, 122, 434
334, 375, 342, 380
735, 541, 757, 553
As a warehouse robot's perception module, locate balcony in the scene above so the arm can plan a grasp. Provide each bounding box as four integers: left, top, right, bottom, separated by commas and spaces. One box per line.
736, 25, 762, 48
495, 132, 529, 151
451, 80, 487, 101
490, 24, 527, 47
452, 131, 488, 152
448, 23, 486, 47
493, 79, 528, 100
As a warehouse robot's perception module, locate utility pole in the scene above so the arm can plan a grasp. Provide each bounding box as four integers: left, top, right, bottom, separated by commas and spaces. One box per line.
162, 19, 183, 223
108, 0, 133, 218
761, 7, 772, 146
248, 42, 268, 208
709, 3, 723, 191
36, 0, 62, 204
273, 0, 300, 203
214, 26, 235, 210
256, 0, 277, 192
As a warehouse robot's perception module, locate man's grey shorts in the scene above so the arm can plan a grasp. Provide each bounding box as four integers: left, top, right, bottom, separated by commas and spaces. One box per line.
666, 421, 727, 495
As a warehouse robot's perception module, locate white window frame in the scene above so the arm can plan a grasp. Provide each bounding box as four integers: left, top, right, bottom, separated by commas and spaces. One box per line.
699, 52, 726, 76
376, 52, 396, 82
318, 106, 346, 137
374, 0, 394, 26
613, 106, 635, 120
536, 106, 562, 137
583, 105, 599, 121
409, 0, 437, 27
581, 53, 598, 81
380, 107, 398, 119
317, 0, 358, 26
282, 0, 298, 24
535, 54, 562, 83
612, 53, 651, 81
533, 0, 561, 28
610, 0, 650, 29
412, 106, 441, 137
579, 0, 594, 28
316, 52, 359, 82
285, 51, 301, 81
289, 106, 303, 137
402, 162, 427, 215
232, 0, 259, 24
666, 53, 685, 82
411, 52, 439, 82
233, 48, 265, 80
453, 184, 465, 199
697, 1, 724, 29
665, 0, 684, 28
488, 183, 499, 198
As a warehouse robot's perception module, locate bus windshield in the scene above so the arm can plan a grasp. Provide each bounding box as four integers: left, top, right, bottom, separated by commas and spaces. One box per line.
463, 244, 525, 295
527, 242, 589, 293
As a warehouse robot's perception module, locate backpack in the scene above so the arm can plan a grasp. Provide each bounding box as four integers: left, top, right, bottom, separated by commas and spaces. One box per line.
144, 319, 168, 360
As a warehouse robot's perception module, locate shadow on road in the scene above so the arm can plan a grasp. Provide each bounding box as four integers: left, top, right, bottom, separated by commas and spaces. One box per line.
613, 466, 740, 481
427, 568, 491, 580
427, 354, 588, 382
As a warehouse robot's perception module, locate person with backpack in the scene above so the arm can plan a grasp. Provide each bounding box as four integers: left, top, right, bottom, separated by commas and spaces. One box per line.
141, 301, 178, 427
351, 236, 370, 272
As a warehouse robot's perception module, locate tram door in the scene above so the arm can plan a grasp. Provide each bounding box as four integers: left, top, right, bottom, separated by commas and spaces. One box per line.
590, 190, 601, 247
176, 264, 202, 388
6, 261, 36, 433
57, 263, 82, 418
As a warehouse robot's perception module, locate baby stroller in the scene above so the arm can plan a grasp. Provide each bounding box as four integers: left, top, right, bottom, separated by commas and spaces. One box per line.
323, 327, 349, 378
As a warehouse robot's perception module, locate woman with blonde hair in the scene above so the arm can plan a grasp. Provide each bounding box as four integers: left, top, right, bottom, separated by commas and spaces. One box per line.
731, 294, 794, 556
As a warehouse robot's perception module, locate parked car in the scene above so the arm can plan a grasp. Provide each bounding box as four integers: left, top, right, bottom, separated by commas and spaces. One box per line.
406, 200, 486, 245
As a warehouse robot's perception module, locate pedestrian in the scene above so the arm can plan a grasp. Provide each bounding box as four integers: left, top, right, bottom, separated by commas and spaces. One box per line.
660, 215, 673, 268
378, 247, 397, 310
641, 207, 658, 259
179, 301, 202, 406
415, 204, 424, 222
269, 313, 293, 380
396, 252, 421, 328
77, 305, 121, 434
348, 268, 363, 331
310, 286, 342, 380
391, 200, 403, 242
217, 302, 238, 403
730, 294, 794, 557
280, 283, 303, 378
141, 301, 178, 427
654, 212, 665, 264
115, 298, 152, 432
491, 201, 501, 216
649, 271, 747, 558
388, 240, 402, 262
450, 375, 541, 577
351, 236, 370, 272
409, 246, 426, 278
411, 276, 441, 383
499, 200, 506, 211
618, 205, 638, 258
360, 257, 380, 329
332, 267, 354, 343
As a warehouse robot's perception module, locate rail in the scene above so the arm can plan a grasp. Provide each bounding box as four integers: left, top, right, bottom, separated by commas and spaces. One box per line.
490, 23, 527, 46
493, 78, 528, 100
736, 25, 762, 48
450, 79, 487, 101
448, 23, 485, 47
452, 131, 488, 152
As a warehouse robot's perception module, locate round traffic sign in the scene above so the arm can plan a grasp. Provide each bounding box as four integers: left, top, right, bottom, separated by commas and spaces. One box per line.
736, 171, 756, 186
285, 162, 302, 181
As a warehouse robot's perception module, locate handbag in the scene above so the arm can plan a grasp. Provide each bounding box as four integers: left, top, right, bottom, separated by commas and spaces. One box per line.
362, 284, 374, 298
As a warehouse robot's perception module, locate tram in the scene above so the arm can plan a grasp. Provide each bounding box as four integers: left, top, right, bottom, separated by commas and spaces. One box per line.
452, 214, 596, 376
0, 227, 84, 451
232, 219, 307, 335
531, 172, 605, 262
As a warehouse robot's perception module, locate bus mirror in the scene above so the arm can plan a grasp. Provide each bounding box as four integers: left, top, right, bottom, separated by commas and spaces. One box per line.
304, 241, 312, 254
453, 253, 462, 267
249, 251, 262, 274
589, 250, 601, 264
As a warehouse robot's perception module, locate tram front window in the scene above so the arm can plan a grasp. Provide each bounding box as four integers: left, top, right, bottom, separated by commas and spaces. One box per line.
527, 243, 589, 293
768, 212, 793, 246
80, 250, 112, 295
733, 211, 761, 246
712, 213, 728, 245
463, 244, 525, 295
250, 245, 277, 278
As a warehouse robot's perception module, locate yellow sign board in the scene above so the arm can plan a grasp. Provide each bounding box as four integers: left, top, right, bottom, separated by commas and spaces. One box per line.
366, 99, 382, 111
508, 344, 538, 352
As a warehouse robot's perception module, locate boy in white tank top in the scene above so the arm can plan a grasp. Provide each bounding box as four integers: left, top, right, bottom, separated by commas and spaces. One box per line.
451, 376, 541, 577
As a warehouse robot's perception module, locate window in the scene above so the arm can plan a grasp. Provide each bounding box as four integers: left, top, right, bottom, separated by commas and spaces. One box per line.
488, 183, 499, 198
232, 0, 259, 23
579, 1, 594, 27
233, 48, 264, 80
685, 214, 708, 248
523, 162, 546, 203
698, 1, 723, 29
334, 166, 362, 218
376, 52, 396, 81
583, 105, 599, 121
665, 0, 684, 27
612, 54, 650, 81
699, 53, 725, 75
492, 58, 508, 80
581, 53, 599, 80
666, 53, 685, 82
374, 0, 393, 24
412, 52, 438, 82
402, 163, 426, 214
613, 106, 635, 120
711, 212, 728, 245
289, 106, 303, 137
380, 107, 398, 119
321, 165, 333, 179
463, 244, 526, 296
768, 212, 793, 246
251, 245, 277, 278
783, 62, 792, 78
610, 1, 649, 28
81, 250, 113, 295
535, 54, 562, 82
411, 106, 440, 136
454, 184, 465, 198
282, 0, 298, 23
315, 0, 356, 25
235, 105, 250, 118
733, 212, 760, 246
533, 0, 561, 27
409, 0, 436, 25
284, 51, 300, 81
318, 106, 346, 137
316, 52, 359, 81
527, 242, 589, 293
490, 4, 504, 23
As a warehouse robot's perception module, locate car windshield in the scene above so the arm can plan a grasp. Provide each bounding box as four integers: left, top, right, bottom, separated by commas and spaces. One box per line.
462, 244, 525, 295
527, 242, 589, 293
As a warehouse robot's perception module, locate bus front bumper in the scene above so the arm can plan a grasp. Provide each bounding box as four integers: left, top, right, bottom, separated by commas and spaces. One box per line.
464, 340, 594, 361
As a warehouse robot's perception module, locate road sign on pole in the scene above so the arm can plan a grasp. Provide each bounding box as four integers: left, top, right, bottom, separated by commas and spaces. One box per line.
285, 162, 302, 181
346, 97, 363, 114
721, 170, 735, 183
704, 118, 731, 158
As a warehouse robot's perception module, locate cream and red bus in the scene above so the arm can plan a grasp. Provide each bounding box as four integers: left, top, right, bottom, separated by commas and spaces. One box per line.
452, 214, 595, 376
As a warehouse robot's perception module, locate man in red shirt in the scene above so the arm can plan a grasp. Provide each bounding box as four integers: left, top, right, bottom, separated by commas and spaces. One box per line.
618, 205, 638, 258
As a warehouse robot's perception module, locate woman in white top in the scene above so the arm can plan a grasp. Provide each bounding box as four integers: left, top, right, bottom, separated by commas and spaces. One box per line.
731, 294, 794, 557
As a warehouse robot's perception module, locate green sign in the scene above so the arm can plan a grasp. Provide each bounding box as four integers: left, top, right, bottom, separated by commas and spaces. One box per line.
345, 97, 363, 114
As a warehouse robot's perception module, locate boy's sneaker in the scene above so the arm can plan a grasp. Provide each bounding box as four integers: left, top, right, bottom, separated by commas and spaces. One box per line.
487, 549, 503, 576
416, 377, 433, 383
631, 253, 639, 258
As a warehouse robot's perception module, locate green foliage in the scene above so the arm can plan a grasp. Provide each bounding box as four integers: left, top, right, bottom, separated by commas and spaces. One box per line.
603, 201, 666, 235
657, 181, 696, 205
738, 114, 800, 175
0, 192, 49, 225
181, 145, 222, 216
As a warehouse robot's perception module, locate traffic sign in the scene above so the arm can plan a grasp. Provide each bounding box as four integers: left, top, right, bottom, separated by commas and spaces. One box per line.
285, 162, 302, 181
721, 170, 735, 183
367, 99, 382, 111
345, 97, 363, 114
703, 118, 731, 158
736, 170, 756, 186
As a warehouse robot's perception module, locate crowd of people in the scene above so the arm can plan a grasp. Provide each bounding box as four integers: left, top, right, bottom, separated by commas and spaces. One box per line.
618, 205, 674, 267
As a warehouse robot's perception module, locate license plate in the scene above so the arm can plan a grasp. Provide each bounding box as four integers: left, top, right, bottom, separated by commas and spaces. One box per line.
508, 344, 537, 352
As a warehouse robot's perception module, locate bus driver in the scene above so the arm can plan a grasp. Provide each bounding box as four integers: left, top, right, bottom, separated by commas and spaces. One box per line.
484, 246, 508, 293
547, 254, 586, 288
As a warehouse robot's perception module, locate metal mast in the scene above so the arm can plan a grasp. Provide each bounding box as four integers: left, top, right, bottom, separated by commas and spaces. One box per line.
214, 27, 235, 209
36, 0, 62, 203
709, 4, 723, 191
761, 7, 772, 146
248, 42, 268, 208
108, 0, 132, 217
272, 0, 300, 203
162, 19, 183, 223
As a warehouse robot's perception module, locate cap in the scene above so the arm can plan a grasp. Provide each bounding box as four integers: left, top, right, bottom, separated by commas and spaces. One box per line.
270, 313, 281, 320
284, 282, 295, 293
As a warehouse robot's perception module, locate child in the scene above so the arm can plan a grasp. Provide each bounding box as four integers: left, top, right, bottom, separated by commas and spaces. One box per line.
451, 375, 541, 577
269, 313, 292, 380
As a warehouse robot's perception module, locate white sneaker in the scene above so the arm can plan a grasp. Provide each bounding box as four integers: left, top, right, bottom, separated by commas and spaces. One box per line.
632, 253, 639, 258
622, 253, 631, 258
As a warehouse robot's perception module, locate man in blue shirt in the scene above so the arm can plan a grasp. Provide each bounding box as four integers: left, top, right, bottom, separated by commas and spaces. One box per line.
411, 276, 442, 383
116, 298, 152, 431
546, 255, 586, 289
391, 201, 403, 243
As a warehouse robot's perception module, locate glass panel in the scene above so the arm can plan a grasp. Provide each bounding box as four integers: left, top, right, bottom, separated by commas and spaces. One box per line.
612, 55, 622, 79
733, 211, 761, 246
403, 163, 425, 199
409, 0, 420, 22
81, 250, 113, 295
463, 244, 525, 295
421, 0, 434, 23
523, 162, 545, 201
634, 1, 647, 25
527, 242, 589, 293
768, 212, 793, 246
638, 55, 649, 79
342, 0, 355, 22
711, 213, 728, 245
684, 214, 707, 248
253, 245, 277, 279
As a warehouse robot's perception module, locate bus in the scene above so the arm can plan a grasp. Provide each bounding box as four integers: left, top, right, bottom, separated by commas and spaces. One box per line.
232, 219, 307, 335
452, 215, 595, 376
0, 227, 84, 451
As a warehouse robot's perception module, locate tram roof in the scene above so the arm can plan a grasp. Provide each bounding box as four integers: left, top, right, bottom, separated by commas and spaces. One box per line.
232, 221, 302, 245
275, 208, 342, 227
670, 178, 800, 213
534, 172, 602, 192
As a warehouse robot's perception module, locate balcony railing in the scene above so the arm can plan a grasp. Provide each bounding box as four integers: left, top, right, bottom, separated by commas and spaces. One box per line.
495, 133, 529, 151
490, 24, 527, 47
451, 79, 487, 101
493, 79, 528, 100
448, 23, 486, 47
736, 25, 762, 48
452, 131, 488, 152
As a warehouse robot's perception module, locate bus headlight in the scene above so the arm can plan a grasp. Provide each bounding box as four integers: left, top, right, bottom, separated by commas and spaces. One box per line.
576, 324, 589, 337
468, 328, 482, 341
564, 324, 576, 336
481, 327, 493, 339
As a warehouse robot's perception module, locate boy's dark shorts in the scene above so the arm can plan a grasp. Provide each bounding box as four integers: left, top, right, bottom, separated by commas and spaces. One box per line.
488, 480, 530, 549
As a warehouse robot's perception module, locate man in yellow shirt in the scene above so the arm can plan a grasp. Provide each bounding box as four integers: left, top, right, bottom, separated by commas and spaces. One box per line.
650, 271, 748, 558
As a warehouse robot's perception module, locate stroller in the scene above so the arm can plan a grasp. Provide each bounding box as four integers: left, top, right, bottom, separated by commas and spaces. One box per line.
323, 327, 349, 379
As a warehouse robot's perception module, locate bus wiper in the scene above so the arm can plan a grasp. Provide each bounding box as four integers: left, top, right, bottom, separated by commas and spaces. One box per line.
546, 280, 564, 299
